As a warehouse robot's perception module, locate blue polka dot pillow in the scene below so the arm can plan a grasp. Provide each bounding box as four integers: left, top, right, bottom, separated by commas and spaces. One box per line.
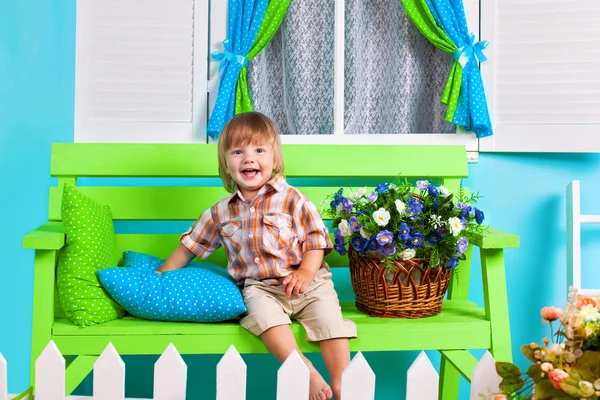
98, 251, 246, 322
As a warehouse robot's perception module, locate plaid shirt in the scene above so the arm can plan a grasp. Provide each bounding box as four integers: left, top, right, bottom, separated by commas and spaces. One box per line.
180, 175, 333, 285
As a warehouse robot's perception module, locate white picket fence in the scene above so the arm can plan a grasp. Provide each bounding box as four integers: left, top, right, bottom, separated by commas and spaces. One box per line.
2, 341, 502, 400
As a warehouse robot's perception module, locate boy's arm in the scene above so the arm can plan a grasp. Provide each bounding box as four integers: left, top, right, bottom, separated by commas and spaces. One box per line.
282, 249, 324, 298
156, 244, 195, 274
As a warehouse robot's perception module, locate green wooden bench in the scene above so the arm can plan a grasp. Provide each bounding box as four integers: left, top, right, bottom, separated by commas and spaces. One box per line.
23, 143, 519, 399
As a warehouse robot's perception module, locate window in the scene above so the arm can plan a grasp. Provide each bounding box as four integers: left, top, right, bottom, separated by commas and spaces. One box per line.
74, 0, 208, 143
480, 0, 600, 152
210, 0, 480, 155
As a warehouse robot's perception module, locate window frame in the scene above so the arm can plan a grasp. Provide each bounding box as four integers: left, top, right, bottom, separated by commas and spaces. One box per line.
209, 0, 480, 158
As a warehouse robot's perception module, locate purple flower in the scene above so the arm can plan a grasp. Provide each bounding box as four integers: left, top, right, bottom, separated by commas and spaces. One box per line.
342, 198, 353, 214
456, 201, 466, 209
378, 243, 396, 256
457, 237, 469, 254
366, 191, 379, 203
474, 208, 485, 224
428, 185, 439, 197
398, 223, 411, 241
376, 183, 390, 194
447, 257, 460, 269
439, 226, 449, 237
351, 236, 369, 253
376, 230, 394, 246
349, 216, 361, 232
409, 232, 424, 248
334, 229, 344, 244
416, 180, 430, 191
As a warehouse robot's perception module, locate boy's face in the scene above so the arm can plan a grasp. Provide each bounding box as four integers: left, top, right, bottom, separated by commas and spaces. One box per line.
225, 140, 275, 201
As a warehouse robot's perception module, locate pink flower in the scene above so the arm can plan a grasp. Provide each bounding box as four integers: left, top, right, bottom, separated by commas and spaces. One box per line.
494, 395, 507, 400
541, 306, 563, 323
548, 369, 569, 389
577, 297, 597, 310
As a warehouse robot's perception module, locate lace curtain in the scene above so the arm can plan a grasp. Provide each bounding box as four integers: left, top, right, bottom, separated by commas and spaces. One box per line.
247, 0, 456, 135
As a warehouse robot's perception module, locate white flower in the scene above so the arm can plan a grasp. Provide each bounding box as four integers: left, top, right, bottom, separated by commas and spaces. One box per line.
360, 227, 370, 239
540, 362, 554, 373
338, 220, 352, 237
395, 200, 406, 215
429, 214, 443, 229
580, 304, 600, 322
373, 208, 391, 227
438, 185, 450, 198
349, 186, 367, 201
448, 217, 464, 236
400, 248, 416, 260
336, 203, 344, 213
580, 381, 595, 397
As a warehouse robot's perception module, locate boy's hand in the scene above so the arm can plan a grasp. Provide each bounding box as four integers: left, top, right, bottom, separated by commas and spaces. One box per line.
282, 269, 315, 298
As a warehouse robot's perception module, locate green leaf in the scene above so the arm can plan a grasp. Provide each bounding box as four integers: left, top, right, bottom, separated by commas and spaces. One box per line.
499, 376, 525, 393
520, 344, 538, 363
577, 350, 600, 368
526, 363, 541, 380
496, 362, 523, 378
559, 378, 583, 398
534, 379, 567, 399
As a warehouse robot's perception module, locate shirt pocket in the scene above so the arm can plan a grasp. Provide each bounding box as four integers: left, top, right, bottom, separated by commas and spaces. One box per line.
263, 213, 295, 250
220, 217, 242, 255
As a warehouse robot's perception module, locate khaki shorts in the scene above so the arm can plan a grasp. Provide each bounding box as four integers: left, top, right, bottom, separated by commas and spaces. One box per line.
240, 270, 357, 342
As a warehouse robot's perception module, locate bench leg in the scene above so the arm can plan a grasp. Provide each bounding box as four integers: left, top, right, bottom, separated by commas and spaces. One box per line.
65, 355, 98, 394
481, 248, 513, 362
439, 357, 460, 400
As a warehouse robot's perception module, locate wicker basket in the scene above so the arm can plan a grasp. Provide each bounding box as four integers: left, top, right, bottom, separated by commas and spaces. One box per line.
348, 247, 452, 318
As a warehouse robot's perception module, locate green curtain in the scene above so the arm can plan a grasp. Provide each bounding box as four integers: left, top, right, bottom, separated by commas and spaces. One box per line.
235, 0, 291, 114
400, 0, 462, 123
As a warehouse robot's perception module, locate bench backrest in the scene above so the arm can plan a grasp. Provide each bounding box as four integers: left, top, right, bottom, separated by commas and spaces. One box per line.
49, 143, 469, 269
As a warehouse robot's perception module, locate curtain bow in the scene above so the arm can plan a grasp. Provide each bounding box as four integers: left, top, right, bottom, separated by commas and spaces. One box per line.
212, 39, 249, 74
453, 33, 488, 67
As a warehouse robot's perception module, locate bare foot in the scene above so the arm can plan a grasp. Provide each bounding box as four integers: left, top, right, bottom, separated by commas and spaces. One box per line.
309, 367, 333, 400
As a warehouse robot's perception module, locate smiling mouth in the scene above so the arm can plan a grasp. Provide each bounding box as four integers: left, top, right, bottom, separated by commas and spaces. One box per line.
241, 168, 259, 177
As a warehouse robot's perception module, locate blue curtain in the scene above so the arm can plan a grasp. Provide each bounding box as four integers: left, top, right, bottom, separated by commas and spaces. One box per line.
206, 0, 269, 139
424, 0, 492, 137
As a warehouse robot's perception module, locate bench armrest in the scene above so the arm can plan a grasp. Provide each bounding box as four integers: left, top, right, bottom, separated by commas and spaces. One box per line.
23, 222, 66, 250
471, 227, 519, 249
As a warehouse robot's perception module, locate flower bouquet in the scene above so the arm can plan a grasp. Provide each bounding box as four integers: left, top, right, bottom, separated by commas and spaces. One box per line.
495, 288, 600, 399
323, 180, 487, 318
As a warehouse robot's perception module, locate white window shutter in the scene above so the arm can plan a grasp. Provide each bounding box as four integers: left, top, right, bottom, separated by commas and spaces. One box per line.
75, 0, 208, 143
480, 0, 600, 152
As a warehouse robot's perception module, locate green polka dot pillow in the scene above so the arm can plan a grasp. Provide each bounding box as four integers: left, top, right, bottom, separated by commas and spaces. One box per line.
57, 184, 125, 326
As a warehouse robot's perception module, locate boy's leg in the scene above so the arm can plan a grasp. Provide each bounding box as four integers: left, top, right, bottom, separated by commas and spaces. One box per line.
319, 338, 350, 400
261, 324, 333, 400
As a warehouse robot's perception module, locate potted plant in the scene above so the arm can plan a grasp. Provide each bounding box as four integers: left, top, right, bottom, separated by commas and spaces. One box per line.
495, 288, 600, 399
324, 180, 487, 318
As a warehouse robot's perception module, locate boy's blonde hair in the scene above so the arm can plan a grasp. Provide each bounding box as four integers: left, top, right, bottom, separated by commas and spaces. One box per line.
217, 112, 284, 193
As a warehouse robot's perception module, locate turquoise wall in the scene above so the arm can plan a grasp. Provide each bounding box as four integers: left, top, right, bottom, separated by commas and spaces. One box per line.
3, 1, 600, 398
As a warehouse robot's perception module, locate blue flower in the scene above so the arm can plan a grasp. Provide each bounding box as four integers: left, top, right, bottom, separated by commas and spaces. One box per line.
349, 216, 361, 232
398, 222, 411, 241
427, 232, 441, 245
460, 206, 472, 219
378, 243, 396, 256
366, 190, 378, 203
351, 236, 369, 253
342, 198, 353, 214
409, 232, 424, 247
457, 237, 469, 254
334, 229, 344, 244
456, 201, 466, 209
428, 185, 439, 197
433, 200, 439, 211
408, 197, 423, 213
376, 230, 394, 246
368, 238, 379, 251
474, 208, 485, 224
331, 188, 344, 209
334, 242, 347, 255
447, 257, 460, 269
416, 180, 430, 191
439, 226, 449, 237
376, 183, 390, 194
